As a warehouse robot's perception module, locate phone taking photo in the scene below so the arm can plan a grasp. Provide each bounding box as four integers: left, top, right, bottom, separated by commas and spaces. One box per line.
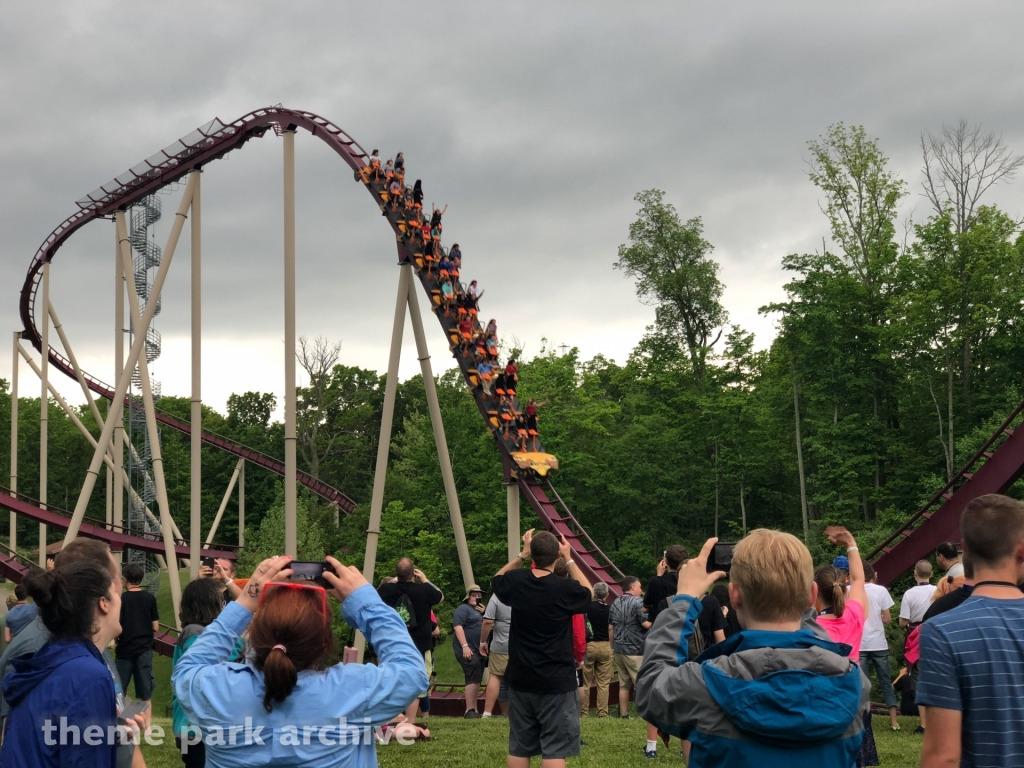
707, 542, 736, 574
288, 561, 334, 588
118, 699, 148, 725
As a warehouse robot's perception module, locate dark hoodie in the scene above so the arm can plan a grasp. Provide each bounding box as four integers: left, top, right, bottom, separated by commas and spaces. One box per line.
0, 638, 117, 768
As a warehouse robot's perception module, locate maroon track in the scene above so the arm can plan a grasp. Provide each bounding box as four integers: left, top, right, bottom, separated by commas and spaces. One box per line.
9, 106, 625, 662
869, 401, 1024, 585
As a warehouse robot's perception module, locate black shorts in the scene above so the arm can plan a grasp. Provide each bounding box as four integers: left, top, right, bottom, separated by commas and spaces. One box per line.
508, 688, 580, 760
457, 651, 485, 685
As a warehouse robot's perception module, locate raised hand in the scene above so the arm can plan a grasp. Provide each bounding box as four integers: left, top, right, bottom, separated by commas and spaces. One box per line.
676, 538, 726, 599
236, 555, 293, 613
558, 534, 573, 563
522, 528, 535, 559
824, 525, 856, 549
413, 568, 427, 583
324, 556, 370, 602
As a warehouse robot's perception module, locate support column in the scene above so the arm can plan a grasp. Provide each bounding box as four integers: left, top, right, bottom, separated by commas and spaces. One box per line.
204, 458, 242, 547
190, 169, 202, 579
106, 467, 112, 527
355, 264, 410, 660
506, 482, 520, 562
116, 208, 184, 627
283, 129, 297, 558
9, 332, 18, 554
114, 230, 124, 557
64, 174, 195, 547
238, 461, 245, 548
39, 263, 49, 566
406, 269, 475, 589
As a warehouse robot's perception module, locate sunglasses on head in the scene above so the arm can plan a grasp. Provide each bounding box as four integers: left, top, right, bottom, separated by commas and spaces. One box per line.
258, 581, 329, 616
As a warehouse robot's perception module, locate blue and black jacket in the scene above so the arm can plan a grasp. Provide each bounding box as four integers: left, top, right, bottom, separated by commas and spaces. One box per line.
636, 595, 869, 767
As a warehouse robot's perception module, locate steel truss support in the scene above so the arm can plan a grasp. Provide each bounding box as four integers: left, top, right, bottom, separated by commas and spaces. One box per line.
506, 482, 520, 562
115, 207, 185, 625
355, 262, 475, 657
205, 458, 243, 547
114, 228, 124, 556
190, 170, 202, 578
17, 342, 169, 569
406, 267, 475, 590
9, 332, 18, 554
283, 129, 297, 559
64, 174, 194, 631
39, 262, 49, 566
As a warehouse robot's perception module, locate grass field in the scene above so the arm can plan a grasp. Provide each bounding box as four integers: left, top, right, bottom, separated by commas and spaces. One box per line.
131, 572, 924, 766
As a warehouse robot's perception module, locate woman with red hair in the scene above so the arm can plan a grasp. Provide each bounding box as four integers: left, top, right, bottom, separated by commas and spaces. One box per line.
173, 555, 427, 767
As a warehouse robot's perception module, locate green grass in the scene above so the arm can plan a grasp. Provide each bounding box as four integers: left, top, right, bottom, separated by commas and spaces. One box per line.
136, 712, 926, 767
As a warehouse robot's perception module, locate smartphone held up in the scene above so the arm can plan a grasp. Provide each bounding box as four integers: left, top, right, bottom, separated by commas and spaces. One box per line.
287, 561, 336, 588
707, 542, 736, 574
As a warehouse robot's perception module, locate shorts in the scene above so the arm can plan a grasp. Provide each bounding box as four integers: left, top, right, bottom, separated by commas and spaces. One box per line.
488, 652, 509, 677
508, 688, 580, 760
615, 653, 643, 690
457, 650, 485, 685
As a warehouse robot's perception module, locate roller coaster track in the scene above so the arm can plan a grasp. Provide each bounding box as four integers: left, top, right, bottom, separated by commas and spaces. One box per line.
869, 400, 1024, 586
14, 106, 624, 606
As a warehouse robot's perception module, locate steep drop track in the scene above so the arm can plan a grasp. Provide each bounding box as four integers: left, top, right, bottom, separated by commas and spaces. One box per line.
9, 107, 623, 629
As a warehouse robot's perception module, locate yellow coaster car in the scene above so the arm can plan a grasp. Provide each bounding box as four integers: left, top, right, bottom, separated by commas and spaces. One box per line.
511, 452, 559, 477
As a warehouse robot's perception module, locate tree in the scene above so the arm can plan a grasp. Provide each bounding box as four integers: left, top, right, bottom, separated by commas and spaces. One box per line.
297, 335, 342, 482
807, 124, 906, 291
226, 391, 277, 428
922, 120, 1024, 234
615, 190, 727, 382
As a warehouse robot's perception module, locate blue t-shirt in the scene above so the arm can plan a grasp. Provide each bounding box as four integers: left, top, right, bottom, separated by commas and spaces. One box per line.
917, 596, 1024, 768
5, 604, 38, 638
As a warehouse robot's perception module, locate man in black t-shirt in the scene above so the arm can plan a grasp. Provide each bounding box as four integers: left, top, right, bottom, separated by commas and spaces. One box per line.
115, 563, 160, 701
644, 545, 688, 624
377, 558, 443, 721
493, 530, 592, 768
582, 582, 613, 717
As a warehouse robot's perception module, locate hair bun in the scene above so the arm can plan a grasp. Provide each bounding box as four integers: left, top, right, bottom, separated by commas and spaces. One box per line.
24, 569, 59, 608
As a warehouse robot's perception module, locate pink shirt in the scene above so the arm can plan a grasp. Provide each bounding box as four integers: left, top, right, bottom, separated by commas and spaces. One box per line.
817, 599, 865, 662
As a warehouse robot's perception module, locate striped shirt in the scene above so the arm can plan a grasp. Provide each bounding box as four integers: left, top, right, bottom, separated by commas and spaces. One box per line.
917, 596, 1024, 768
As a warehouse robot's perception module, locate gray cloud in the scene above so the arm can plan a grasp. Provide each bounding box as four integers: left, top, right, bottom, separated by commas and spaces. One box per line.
2, 1, 1024, 415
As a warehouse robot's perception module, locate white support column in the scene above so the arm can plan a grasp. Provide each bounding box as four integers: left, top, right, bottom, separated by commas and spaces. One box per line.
283, 129, 297, 559
49, 304, 105, 431
190, 169, 202, 579
406, 270, 475, 590
64, 174, 195, 547
204, 458, 242, 547
238, 460, 245, 548
114, 228, 124, 558
507, 482, 520, 562
355, 264, 410, 660
9, 331, 18, 554
106, 467, 112, 527
116, 209, 184, 626
39, 262, 49, 566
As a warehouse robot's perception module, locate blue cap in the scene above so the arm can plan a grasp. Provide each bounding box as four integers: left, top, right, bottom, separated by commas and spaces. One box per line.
832, 555, 850, 571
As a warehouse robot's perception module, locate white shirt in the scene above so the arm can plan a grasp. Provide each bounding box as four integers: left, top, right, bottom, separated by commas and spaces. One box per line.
861, 582, 895, 652
899, 583, 937, 624
945, 562, 964, 579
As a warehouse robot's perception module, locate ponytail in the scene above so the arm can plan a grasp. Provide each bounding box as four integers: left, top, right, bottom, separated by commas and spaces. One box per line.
24, 560, 113, 641
260, 646, 298, 713
814, 564, 847, 618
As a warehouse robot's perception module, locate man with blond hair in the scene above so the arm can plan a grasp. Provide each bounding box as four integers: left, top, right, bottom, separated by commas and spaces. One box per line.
636, 531, 869, 767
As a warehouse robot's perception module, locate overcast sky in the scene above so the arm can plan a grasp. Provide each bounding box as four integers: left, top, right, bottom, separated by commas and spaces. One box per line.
2, 1, 1024, 418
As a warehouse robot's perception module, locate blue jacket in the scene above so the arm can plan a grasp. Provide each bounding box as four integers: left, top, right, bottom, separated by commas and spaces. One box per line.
636, 595, 869, 768
172, 584, 428, 768
0, 638, 118, 768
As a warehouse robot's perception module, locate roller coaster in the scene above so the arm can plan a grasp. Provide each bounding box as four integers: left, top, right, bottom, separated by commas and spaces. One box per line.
5, 105, 1022, 663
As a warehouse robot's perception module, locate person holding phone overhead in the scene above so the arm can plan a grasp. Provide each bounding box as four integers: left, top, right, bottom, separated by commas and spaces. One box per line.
173, 555, 427, 768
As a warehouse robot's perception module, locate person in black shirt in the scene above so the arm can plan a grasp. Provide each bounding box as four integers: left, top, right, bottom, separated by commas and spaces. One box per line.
711, 584, 742, 638
581, 582, 613, 717
493, 530, 592, 768
922, 555, 975, 623
644, 545, 688, 624
377, 558, 444, 723
115, 563, 160, 701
